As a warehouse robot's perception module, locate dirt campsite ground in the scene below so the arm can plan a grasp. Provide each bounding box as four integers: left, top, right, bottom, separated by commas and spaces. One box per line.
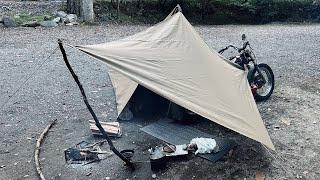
1, 12, 320, 180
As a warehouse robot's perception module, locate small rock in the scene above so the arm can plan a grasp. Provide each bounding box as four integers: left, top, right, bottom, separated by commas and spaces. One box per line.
23, 175, 29, 178
303, 170, 308, 175
3, 16, 16, 28
313, 121, 317, 124
2, 6, 12, 11
56, 11, 67, 18
86, 172, 92, 176
0, 165, 5, 168
281, 118, 291, 126
267, 108, 271, 111
105, 177, 111, 180
273, 125, 280, 130
0, 16, 3, 23
40, 21, 58, 27
66, 22, 79, 26
152, 174, 157, 178
296, 174, 302, 179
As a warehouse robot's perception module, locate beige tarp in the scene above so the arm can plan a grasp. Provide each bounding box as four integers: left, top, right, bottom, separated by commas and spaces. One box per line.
77, 7, 275, 150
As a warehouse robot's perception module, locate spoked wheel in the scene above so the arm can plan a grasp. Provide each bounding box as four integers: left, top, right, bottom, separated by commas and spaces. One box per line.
253, 63, 275, 101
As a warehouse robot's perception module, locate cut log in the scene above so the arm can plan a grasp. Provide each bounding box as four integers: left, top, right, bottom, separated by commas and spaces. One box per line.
89, 120, 121, 137
89, 120, 119, 127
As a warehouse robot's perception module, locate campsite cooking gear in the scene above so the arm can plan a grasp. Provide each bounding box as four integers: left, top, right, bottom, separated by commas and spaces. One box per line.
150, 146, 167, 171
218, 34, 275, 101
64, 141, 101, 164
149, 144, 188, 171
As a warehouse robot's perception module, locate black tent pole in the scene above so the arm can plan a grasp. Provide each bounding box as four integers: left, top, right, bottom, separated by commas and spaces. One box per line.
58, 39, 135, 170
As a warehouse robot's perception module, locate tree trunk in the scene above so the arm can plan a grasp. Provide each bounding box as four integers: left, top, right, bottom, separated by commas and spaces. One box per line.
67, 0, 81, 15
67, 0, 94, 23
81, 0, 95, 23
116, 0, 120, 20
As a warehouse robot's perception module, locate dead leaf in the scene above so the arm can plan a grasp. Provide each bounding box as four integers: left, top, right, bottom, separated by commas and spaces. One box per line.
256, 171, 265, 180
228, 149, 234, 157
281, 118, 291, 125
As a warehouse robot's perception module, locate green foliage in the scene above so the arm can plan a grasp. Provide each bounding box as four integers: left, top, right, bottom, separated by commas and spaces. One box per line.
94, 0, 320, 24
14, 13, 53, 25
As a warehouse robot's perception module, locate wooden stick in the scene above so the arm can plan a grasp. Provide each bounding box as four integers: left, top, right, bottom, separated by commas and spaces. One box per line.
35, 119, 57, 180
58, 40, 134, 170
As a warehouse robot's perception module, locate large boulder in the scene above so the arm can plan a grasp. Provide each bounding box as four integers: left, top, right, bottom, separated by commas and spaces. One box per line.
52, 17, 61, 23
65, 14, 77, 23
56, 11, 67, 18
40, 21, 58, 27
21, 21, 40, 27
3, 16, 17, 28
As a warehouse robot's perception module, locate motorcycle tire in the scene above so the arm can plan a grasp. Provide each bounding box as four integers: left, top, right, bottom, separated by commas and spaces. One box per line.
251, 63, 275, 101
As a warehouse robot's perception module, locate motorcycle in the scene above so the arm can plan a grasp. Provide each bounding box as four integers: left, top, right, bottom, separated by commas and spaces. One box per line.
168, 34, 275, 122
218, 34, 275, 101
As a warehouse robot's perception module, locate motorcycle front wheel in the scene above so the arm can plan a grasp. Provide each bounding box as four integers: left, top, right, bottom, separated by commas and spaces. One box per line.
252, 63, 275, 101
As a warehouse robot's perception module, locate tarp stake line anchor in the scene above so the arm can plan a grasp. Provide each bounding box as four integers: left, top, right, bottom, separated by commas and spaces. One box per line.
57, 39, 135, 170
261, 144, 294, 178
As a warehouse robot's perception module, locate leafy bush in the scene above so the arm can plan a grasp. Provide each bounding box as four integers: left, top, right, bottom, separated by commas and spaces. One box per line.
94, 0, 320, 24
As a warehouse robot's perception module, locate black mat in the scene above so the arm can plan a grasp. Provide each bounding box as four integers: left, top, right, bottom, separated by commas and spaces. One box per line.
141, 118, 238, 162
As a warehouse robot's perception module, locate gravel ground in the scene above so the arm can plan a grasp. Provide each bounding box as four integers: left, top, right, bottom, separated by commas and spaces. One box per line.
1, 22, 320, 180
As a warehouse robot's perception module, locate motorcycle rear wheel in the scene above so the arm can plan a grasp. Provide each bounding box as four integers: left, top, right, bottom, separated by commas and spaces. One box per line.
253, 63, 275, 101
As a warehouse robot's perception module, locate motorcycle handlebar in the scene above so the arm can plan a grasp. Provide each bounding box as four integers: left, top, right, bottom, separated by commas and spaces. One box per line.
218, 41, 250, 54
218, 45, 238, 54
